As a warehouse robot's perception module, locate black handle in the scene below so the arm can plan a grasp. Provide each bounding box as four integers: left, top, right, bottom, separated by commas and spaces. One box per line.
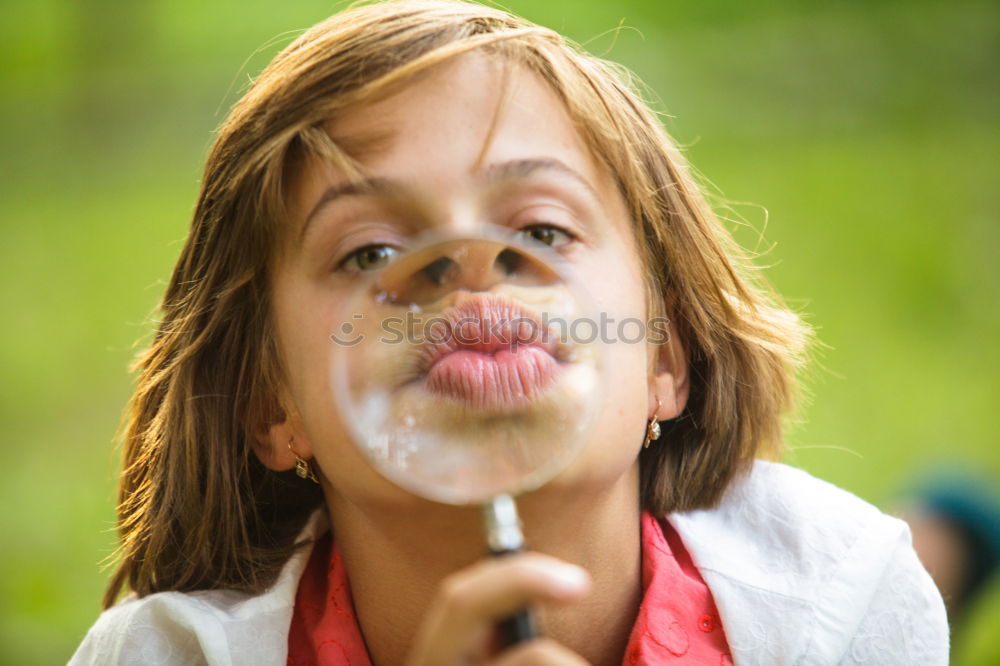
497, 606, 538, 647
490, 546, 538, 647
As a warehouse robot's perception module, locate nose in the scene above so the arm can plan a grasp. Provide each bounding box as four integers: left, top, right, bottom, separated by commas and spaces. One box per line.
422, 241, 518, 291
376, 237, 559, 307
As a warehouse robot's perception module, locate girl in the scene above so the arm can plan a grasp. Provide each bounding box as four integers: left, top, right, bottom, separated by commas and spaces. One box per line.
71, 1, 948, 664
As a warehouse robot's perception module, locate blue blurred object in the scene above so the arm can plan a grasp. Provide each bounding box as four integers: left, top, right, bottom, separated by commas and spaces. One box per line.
909, 468, 1000, 610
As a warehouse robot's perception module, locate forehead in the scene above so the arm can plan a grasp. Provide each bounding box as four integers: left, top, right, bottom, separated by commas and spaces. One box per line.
287, 51, 620, 224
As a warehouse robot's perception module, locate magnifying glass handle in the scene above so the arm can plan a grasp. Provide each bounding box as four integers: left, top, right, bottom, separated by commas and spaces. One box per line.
483, 495, 538, 647
489, 546, 539, 646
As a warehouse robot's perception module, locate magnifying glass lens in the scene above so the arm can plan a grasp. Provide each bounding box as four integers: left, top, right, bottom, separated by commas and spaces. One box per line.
330, 229, 604, 505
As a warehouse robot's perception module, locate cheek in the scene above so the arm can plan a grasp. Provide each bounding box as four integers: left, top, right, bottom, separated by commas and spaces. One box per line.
545, 320, 649, 491
551, 234, 653, 483
273, 280, 335, 414
274, 276, 418, 505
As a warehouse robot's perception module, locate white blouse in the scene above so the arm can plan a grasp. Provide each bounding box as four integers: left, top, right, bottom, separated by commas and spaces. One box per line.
69, 461, 949, 665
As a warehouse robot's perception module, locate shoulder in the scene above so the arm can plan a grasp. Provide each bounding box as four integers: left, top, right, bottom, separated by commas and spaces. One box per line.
68, 589, 258, 666
69, 586, 297, 666
669, 461, 949, 665
671, 461, 921, 595
69, 510, 327, 666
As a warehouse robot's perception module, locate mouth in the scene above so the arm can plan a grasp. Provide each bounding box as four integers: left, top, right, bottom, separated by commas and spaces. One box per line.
416, 294, 564, 410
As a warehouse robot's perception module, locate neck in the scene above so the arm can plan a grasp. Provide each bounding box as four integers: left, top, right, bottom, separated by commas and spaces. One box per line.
324, 465, 643, 666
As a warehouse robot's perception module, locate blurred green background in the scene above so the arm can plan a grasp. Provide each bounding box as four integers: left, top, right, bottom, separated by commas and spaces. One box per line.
1, 0, 996, 663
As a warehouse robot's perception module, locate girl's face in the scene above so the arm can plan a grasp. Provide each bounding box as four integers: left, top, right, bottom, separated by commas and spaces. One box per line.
264, 52, 687, 508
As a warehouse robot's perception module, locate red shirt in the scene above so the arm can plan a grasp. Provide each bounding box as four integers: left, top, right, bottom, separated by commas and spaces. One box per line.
288, 511, 731, 664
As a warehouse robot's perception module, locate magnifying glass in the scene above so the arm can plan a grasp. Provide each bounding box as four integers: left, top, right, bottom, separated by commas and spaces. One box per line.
330, 227, 604, 647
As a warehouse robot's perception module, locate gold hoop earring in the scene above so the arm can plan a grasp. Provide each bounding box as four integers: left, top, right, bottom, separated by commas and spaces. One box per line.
644, 397, 662, 449
288, 437, 319, 483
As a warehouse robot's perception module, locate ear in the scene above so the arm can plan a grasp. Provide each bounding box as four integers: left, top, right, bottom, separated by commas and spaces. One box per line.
252, 393, 315, 472
648, 319, 689, 422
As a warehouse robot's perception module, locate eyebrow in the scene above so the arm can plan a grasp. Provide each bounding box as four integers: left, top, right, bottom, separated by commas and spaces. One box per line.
299, 157, 600, 242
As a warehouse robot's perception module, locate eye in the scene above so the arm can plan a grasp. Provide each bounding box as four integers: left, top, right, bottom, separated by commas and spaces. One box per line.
340, 244, 399, 272
519, 224, 574, 248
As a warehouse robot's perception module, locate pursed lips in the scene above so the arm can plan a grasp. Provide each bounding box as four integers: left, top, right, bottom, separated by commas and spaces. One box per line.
414, 294, 564, 409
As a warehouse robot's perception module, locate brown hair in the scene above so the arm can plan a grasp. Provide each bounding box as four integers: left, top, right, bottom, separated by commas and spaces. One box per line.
103, 0, 812, 608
